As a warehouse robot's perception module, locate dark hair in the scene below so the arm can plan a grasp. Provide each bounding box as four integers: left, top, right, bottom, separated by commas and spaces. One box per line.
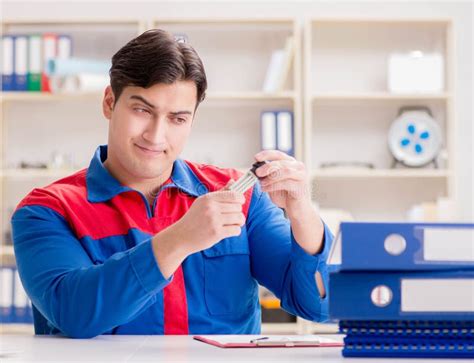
109, 29, 207, 108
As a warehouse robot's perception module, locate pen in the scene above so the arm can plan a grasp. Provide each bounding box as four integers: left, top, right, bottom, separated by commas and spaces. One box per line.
250, 337, 269, 343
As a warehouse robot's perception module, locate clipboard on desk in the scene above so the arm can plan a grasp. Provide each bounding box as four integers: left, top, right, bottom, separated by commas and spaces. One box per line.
193, 335, 344, 348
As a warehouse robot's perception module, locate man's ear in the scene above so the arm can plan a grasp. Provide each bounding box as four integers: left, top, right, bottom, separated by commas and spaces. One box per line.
102, 85, 115, 120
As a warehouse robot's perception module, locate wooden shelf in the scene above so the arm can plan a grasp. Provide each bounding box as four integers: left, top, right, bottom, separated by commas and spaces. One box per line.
311, 168, 451, 179
1, 92, 103, 102
0, 323, 34, 334
2, 18, 142, 25
207, 91, 296, 100
1, 91, 296, 103
1, 245, 15, 266
154, 18, 295, 25
311, 92, 451, 101
310, 17, 452, 24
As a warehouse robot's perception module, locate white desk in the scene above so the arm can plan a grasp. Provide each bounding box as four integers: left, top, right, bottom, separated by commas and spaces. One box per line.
0, 334, 461, 362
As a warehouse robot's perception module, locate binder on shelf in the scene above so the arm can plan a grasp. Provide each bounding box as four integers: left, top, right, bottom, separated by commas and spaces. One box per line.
14, 35, 28, 91
41, 33, 58, 92
260, 110, 294, 156
276, 110, 294, 157
329, 270, 474, 321
2, 35, 15, 91
262, 36, 294, 93
57, 34, 72, 60
343, 335, 474, 358
276, 36, 294, 91
27, 35, 42, 92
261, 111, 277, 151
13, 270, 30, 323
327, 222, 474, 270
0, 267, 14, 323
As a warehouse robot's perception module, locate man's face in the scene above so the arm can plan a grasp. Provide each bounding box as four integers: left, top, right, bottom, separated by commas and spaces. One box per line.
102, 81, 197, 181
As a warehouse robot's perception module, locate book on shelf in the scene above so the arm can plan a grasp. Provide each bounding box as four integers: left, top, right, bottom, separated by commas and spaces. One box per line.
262, 36, 294, 93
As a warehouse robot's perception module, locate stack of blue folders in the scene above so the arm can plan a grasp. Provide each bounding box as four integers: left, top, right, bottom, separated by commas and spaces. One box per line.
328, 222, 474, 358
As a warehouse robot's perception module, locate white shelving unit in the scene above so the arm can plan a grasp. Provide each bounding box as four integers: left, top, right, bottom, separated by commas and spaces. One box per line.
304, 18, 456, 221
0, 17, 307, 333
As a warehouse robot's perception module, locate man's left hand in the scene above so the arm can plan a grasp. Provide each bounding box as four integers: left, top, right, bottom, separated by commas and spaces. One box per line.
254, 150, 312, 217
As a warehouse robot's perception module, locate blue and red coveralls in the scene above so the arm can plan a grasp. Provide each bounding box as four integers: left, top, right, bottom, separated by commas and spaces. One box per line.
12, 145, 333, 338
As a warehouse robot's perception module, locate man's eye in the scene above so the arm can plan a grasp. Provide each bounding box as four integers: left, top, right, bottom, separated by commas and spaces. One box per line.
175, 118, 186, 124
134, 107, 150, 114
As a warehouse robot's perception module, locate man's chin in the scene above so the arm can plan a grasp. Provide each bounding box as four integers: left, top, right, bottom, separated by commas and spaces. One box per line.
131, 161, 173, 180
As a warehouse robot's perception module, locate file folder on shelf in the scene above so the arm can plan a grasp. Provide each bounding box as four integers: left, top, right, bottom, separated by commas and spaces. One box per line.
41, 33, 58, 92
261, 111, 277, 151
27, 35, 42, 91
14, 35, 28, 91
276, 110, 294, 157
343, 335, 474, 358
260, 110, 295, 157
13, 270, 30, 323
329, 270, 474, 321
328, 222, 474, 270
0, 266, 34, 324
0, 267, 14, 323
2, 35, 15, 91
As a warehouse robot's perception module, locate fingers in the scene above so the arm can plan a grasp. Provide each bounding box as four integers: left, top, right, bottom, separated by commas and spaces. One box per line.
221, 212, 246, 227
255, 159, 304, 178
264, 180, 309, 199
254, 149, 295, 162
219, 202, 244, 214
207, 189, 246, 204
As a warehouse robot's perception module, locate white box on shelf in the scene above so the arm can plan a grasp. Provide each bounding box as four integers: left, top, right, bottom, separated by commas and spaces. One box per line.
387, 51, 444, 93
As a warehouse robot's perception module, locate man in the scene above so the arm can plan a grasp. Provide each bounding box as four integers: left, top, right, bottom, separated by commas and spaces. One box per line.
12, 29, 333, 338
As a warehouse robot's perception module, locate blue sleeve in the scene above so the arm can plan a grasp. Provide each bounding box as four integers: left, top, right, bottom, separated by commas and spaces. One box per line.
11, 205, 171, 338
246, 182, 334, 322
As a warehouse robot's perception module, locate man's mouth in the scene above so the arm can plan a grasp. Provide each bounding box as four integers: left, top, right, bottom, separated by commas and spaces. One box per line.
135, 144, 166, 155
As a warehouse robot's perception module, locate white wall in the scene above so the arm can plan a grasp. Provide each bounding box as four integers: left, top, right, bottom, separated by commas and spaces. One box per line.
3, 0, 473, 221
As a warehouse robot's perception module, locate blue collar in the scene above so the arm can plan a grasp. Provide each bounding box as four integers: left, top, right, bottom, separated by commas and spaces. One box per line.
86, 145, 208, 203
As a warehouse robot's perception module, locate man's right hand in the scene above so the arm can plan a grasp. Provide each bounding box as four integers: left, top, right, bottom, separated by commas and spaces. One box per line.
151, 180, 246, 279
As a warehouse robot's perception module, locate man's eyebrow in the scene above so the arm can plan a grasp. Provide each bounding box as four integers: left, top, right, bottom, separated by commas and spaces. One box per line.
169, 111, 193, 116
129, 95, 155, 109
129, 95, 192, 116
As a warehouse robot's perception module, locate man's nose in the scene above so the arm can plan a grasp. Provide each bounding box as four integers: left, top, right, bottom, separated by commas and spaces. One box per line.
143, 117, 167, 144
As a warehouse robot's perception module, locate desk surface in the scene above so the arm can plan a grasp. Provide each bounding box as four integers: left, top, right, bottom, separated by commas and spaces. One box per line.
0, 334, 461, 362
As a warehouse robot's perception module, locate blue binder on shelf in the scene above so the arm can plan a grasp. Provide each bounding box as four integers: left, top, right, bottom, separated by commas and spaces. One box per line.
276, 110, 294, 157
343, 335, 474, 358
2, 35, 15, 91
327, 222, 474, 271
260, 110, 294, 157
261, 111, 277, 151
0, 266, 14, 323
0, 266, 33, 324
13, 35, 28, 91
13, 269, 33, 324
329, 270, 474, 321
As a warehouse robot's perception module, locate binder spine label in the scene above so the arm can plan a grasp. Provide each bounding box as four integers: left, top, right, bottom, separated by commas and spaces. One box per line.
401, 278, 474, 312
423, 227, 474, 262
